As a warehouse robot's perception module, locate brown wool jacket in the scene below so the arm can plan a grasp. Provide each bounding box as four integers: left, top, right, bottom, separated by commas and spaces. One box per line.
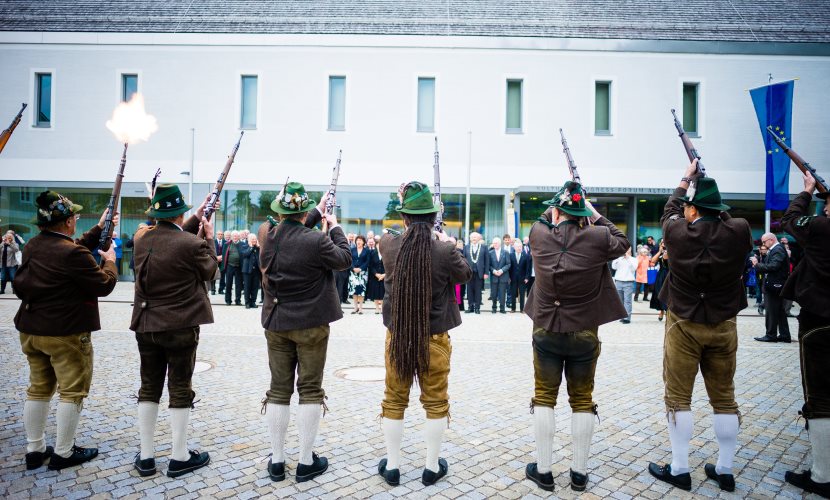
524, 208, 630, 333
257, 209, 352, 332
14, 225, 118, 336
659, 186, 752, 323
130, 217, 218, 332
781, 191, 830, 318
380, 230, 472, 335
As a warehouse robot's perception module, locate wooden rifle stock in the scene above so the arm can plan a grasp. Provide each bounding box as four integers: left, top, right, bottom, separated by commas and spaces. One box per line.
0, 103, 27, 155
671, 109, 707, 177
204, 131, 244, 221
766, 126, 828, 195
99, 143, 128, 252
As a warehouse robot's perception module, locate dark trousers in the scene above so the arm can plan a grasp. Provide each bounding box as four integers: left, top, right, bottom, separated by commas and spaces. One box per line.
764, 290, 792, 340
509, 278, 526, 311
491, 279, 507, 312
798, 309, 830, 419
467, 275, 484, 311
244, 271, 261, 307
1, 265, 16, 293
224, 265, 243, 304
336, 269, 349, 302
135, 327, 199, 408
531, 326, 600, 412
634, 282, 650, 301
218, 265, 226, 293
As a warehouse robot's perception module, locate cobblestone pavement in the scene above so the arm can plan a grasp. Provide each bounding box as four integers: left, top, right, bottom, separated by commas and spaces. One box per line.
0, 284, 818, 499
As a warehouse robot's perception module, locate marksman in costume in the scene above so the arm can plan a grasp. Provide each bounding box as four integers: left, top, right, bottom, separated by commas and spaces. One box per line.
130, 185, 218, 478
14, 191, 118, 470
780, 171, 830, 497
258, 182, 351, 483
523, 181, 629, 492
648, 160, 752, 492
377, 181, 472, 487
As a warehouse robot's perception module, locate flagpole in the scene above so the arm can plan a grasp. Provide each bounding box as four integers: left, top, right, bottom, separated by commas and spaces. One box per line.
765, 210, 771, 234
465, 130, 472, 243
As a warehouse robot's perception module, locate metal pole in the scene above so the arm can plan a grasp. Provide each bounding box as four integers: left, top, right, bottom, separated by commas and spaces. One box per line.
188, 128, 195, 205
465, 131, 472, 243
764, 209, 771, 233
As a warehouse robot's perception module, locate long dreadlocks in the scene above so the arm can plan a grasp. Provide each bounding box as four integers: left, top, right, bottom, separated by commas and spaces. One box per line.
389, 212, 436, 382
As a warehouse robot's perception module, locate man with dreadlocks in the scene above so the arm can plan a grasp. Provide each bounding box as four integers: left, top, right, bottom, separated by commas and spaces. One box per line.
523, 181, 630, 493
377, 181, 471, 487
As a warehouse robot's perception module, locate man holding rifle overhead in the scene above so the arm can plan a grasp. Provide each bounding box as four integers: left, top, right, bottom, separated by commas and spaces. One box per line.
647, 159, 752, 493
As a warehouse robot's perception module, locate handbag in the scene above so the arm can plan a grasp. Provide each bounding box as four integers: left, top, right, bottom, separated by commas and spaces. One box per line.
646, 267, 658, 285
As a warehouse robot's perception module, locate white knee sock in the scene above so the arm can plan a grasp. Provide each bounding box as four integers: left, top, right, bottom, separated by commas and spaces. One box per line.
667, 411, 693, 474
55, 401, 81, 458
24, 400, 50, 454
170, 408, 191, 462
534, 406, 556, 474
382, 418, 404, 470
266, 404, 291, 463
424, 418, 447, 472
571, 412, 595, 475
297, 404, 321, 465
810, 418, 830, 483
138, 402, 159, 460
713, 413, 739, 475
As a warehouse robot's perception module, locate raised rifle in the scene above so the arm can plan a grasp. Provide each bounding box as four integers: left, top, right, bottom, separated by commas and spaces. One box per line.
767, 126, 828, 195
559, 128, 583, 187
99, 143, 127, 251
671, 109, 707, 177
325, 150, 342, 215
433, 137, 443, 232
204, 131, 244, 221
0, 103, 27, 155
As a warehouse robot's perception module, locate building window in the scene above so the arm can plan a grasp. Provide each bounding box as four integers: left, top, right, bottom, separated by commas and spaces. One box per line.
417, 77, 435, 132
121, 74, 138, 102
20, 189, 31, 202
595, 81, 611, 135
240, 75, 258, 129
506, 79, 522, 133
328, 76, 346, 131
683, 83, 699, 136
35, 73, 52, 127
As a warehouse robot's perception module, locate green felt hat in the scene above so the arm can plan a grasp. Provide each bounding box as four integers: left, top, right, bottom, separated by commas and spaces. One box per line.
146, 184, 191, 218
679, 177, 730, 211
396, 181, 440, 214
33, 190, 83, 224
271, 181, 316, 214
542, 181, 593, 217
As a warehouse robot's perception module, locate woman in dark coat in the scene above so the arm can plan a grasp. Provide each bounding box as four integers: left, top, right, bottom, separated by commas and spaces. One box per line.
349, 235, 370, 314
366, 236, 385, 313
649, 238, 669, 321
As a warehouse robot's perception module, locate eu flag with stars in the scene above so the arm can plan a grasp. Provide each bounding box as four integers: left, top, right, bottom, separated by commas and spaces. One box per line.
749, 80, 794, 211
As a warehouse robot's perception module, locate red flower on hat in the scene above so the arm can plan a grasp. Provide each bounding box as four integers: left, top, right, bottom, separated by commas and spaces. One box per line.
572, 194, 582, 202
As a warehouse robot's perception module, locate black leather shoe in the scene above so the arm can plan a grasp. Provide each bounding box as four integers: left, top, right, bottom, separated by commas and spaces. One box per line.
704, 463, 734, 492
296, 453, 328, 482
777, 337, 792, 343
754, 336, 778, 343
378, 458, 400, 486
525, 463, 554, 491
785, 469, 830, 497
25, 446, 53, 470
267, 458, 285, 482
648, 462, 691, 491
422, 458, 448, 486
570, 469, 588, 491
48, 446, 99, 470
474, 309, 480, 314
134, 453, 156, 477
621, 318, 631, 324
167, 450, 210, 478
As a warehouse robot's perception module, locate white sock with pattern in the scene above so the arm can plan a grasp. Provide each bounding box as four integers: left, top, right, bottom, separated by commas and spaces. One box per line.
668, 411, 693, 475
55, 401, 81, 458
170, 408, 190, 462
810, 419, 830, 483
138, 402, 159, 460
24, 400, 50, 454
571, 412, 595, 475
713, 413, 739, 475
424, 418, 446, 473
297, 404, 321, 466
266, 404, 290, 463
382, 418, 404, 470
534, 406, 556, 474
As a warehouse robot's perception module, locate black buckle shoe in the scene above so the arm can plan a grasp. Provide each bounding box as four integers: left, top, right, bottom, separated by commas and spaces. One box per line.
648, 462, 691, 491
48, 445, 99, 470
570, 469, 588, 491
296, 452, 328, 483
167, 450, 210, 478
525, 463, 554, 492
785, 470, 830, 497
378, 458, 400, 486
25, 446, 53, 470
704, 463, 735, 492
134, 453, 157, 477
267, 458, 285, 482
422, 458, 448, 486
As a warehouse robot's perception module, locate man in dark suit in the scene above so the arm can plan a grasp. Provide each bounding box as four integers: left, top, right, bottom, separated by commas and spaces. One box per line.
130, 185, 218, 479
14, 191, 118, 471
488, 237, 511, 313
752, 232, 792, 343
258, 183, 351, 484
217, 231, 230, 294
648, 160, 752, 493
240, 234, 261, 308
222, 231, 246, 305
462, 231, 489, 314
508, 240, 528, 312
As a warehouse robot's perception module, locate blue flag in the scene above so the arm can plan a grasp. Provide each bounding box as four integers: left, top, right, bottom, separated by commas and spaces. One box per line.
749, 80, 794, 211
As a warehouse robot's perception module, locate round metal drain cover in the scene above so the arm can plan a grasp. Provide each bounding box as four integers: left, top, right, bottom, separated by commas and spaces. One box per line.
194, 361, 214, 374
334, 365, 385, 382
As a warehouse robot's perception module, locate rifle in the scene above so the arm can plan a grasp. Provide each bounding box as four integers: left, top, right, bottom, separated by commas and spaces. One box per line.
433, 137, 443, 232
325, 150, 342, 215
99, 143, 127, 251
671, 109, 707, 177
767, 126, 828, 195
0, 103, 27, 155
559, 128, 583, 186
204, 131, 244, 221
